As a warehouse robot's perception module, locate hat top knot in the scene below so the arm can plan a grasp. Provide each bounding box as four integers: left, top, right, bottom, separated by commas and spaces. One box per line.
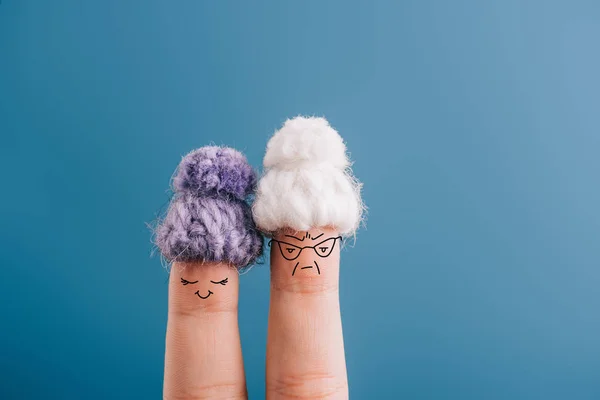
173, 146, 257, 200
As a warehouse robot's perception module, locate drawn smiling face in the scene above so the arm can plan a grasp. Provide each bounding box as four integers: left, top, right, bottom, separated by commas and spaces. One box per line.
180, 277, 229, 300
269, 229, 342, 276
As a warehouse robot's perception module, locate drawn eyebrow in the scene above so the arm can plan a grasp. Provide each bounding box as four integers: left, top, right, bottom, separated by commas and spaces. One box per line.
181, 278, 198, 285
284, 234, 305, 241
311, 233, 324, 240
278, 241, 302, 249
315, 236, 343, 247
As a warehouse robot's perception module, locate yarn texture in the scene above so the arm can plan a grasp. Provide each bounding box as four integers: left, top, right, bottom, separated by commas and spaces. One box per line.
155, 147, 263, 268
173, 146, 256, 200
252, 116, 364, 236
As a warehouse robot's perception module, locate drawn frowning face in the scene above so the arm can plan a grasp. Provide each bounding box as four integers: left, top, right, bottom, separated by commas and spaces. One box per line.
269, 229, 342, 276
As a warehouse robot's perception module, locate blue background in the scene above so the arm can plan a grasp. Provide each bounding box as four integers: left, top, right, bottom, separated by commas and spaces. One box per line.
1, 1, 599, 398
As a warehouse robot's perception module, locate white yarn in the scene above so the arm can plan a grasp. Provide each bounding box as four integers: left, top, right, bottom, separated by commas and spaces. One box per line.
253, 116, 364, 236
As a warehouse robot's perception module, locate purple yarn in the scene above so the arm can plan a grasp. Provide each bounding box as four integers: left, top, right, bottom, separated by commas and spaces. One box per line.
155, 147, 263, 268
173, 146, 257, 200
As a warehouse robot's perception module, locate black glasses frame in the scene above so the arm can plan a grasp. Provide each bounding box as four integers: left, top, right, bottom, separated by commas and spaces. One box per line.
268, 236, 342, 261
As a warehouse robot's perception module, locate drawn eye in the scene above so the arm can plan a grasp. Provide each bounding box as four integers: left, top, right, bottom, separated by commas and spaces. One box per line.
277, 242, 301, 260
210, 278, 228, 286
314, 237, 339, 258
181, 278, 198, 286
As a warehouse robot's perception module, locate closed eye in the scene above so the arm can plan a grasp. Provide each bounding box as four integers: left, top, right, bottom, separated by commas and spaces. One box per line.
210, 278, 228, 285
181, 278, 198, 285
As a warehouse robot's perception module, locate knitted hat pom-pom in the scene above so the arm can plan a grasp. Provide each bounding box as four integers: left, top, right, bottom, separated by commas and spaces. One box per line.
173, 146, 257, 200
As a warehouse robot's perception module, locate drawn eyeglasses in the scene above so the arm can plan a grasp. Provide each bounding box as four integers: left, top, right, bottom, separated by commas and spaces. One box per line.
268, 236, 342, 261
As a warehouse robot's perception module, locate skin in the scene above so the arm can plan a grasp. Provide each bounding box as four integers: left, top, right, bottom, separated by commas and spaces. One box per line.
163, 227, 347, 400
267, 227, 347, 399
164, 261, 246, 400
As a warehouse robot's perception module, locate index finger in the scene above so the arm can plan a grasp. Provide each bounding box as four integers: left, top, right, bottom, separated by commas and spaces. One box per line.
266, 227, 348, 399
251, 116, 364, 400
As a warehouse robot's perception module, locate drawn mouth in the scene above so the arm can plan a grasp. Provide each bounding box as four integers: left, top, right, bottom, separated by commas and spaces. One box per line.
195, 290, 213, 299
292, 261, 321, 276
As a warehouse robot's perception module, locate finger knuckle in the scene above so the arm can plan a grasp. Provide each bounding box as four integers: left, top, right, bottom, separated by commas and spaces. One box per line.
268, 371, 347, 399
271, 279, 339, 295
165, 381, 246, 400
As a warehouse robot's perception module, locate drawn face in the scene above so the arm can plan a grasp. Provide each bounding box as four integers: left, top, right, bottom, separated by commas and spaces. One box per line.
180, 276, 229, 300
269, 229, 342, 276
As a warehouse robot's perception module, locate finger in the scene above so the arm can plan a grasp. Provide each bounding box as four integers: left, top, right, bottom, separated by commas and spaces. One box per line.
266, 227, 348, 399
164, 261, 247, 400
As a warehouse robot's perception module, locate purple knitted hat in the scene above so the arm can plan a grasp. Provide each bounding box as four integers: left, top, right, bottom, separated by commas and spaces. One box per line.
155, 147, 263, 268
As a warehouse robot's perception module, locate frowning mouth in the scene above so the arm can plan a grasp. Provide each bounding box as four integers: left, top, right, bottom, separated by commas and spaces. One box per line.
195, 290, 213, 299
292, 261, 321, 276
